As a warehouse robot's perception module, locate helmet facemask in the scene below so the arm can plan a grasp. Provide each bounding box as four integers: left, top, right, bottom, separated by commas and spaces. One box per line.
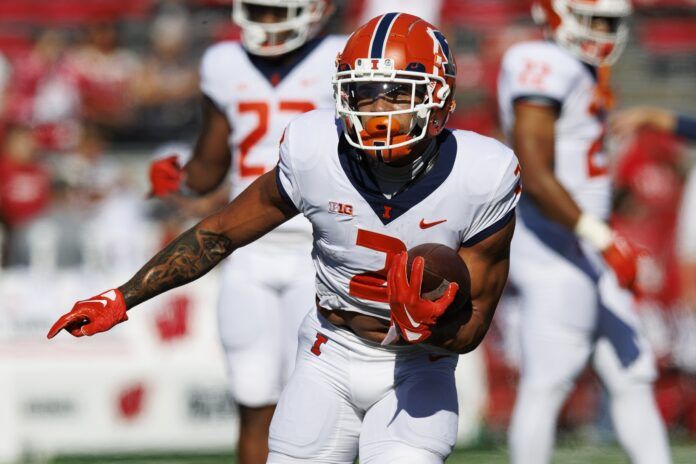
333, 57, 451, 163
233, 0, 327, 56
534, 0, 632, 66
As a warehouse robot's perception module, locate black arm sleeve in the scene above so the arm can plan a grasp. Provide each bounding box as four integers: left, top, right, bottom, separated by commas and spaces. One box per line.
675, 114, 696, 141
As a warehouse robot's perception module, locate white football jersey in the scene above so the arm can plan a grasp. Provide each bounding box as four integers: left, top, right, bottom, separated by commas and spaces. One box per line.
277, 110, 521, 320
498, 40, 611, 219
200, 35, 346, 238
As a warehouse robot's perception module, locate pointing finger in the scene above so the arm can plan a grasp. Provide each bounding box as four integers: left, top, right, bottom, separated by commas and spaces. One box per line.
47, 312, 84, 339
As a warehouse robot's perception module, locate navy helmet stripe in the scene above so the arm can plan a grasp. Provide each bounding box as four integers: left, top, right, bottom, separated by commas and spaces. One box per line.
370, 12, 399, 59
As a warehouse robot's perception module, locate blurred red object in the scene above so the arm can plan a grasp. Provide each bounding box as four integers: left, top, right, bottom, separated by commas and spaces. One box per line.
118, 383, 145, 420
639, 19, 696, 55
612, 129, 686, 306
0, 0, 153, 25
0, 32, 31, 58
155, 295, 191, 342
448, 101, 499, 137
66, 22, 141, 126
440, 0, 531, 28
213, 23, 241, 43
0, 129, 51, 228
483, 342, 518, 430
633, 0, 695, 6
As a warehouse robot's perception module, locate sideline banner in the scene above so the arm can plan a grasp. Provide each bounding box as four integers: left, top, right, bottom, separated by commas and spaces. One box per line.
0, 269, 236, 461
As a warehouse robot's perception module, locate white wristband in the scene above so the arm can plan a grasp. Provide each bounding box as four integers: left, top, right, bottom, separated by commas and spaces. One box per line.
574, 213, 612, 251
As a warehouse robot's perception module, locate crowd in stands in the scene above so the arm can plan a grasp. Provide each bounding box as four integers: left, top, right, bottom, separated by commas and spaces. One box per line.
0, 0, 694, 444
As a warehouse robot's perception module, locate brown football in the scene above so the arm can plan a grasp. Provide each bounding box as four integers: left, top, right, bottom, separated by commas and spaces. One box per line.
406, 243, 472, 323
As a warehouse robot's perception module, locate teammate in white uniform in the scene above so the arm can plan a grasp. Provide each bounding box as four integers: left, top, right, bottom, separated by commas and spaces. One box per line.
497, 1, 671, 463
49, 13, 520, 463
148, 1, 344, 462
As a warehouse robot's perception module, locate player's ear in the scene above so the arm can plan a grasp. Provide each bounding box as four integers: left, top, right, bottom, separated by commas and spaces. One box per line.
323, 0, 336, 17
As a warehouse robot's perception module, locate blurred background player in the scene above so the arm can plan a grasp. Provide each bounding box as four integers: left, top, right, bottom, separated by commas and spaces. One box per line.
609, 106, 696, 434
148, 1, 343, 463
498, 1, 672, 463
0, 124, 51, 266
611, 107, 696, 307
677, 152, 696, 313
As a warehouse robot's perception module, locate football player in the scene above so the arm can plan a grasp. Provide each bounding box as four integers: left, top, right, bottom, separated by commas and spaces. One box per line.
148, 1, 344, 462
497, 1, 671, 463
49, 14, 520, 463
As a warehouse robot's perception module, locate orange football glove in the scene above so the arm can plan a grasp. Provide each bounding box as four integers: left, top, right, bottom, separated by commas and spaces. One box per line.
575, 214, 647, 294
47, 289, 128, 339
149, 155, 183, 197
602, 234, 645, 292
386, 252, 458, 344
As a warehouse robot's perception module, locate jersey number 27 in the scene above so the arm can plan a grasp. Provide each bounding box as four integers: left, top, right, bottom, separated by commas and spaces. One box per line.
238, 101, 316, 177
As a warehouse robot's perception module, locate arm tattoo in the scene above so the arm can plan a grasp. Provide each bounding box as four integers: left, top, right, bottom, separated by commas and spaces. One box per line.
118, 227, 233, 308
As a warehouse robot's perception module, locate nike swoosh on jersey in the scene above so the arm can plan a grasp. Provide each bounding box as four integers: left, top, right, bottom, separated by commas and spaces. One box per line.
419, 219, 447, 229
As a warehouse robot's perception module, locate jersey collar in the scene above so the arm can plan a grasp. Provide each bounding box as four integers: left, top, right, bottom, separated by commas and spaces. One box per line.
245, 35, 326, 87
337, 130, 458, 226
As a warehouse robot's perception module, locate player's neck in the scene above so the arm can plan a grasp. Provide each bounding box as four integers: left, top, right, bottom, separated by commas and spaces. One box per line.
388, 137, 434, 166
258, 36, 322, 67
366, 139, 438, 199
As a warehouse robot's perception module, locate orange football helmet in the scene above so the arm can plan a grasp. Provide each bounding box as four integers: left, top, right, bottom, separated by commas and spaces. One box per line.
332, 13, 457, 162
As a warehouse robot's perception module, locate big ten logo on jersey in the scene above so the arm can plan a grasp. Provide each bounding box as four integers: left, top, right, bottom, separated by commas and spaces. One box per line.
329, 201, 353, 216
237, 100, 316, 178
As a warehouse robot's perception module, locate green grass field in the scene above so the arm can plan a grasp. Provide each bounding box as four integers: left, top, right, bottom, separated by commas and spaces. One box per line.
49, 444, 696, 464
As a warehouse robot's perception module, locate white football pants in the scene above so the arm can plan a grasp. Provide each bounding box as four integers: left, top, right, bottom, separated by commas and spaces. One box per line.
507, 205, 671, 464
267, 309, 459, 463
217, 239, 315, 407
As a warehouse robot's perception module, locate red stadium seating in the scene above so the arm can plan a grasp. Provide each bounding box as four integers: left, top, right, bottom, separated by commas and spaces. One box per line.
639, 19, 696, 54
440, 0, 532, 28
0, 32, 32, 58
634, 0, 696, 8
0, 0, 153, 25
213, 23, 242, 43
